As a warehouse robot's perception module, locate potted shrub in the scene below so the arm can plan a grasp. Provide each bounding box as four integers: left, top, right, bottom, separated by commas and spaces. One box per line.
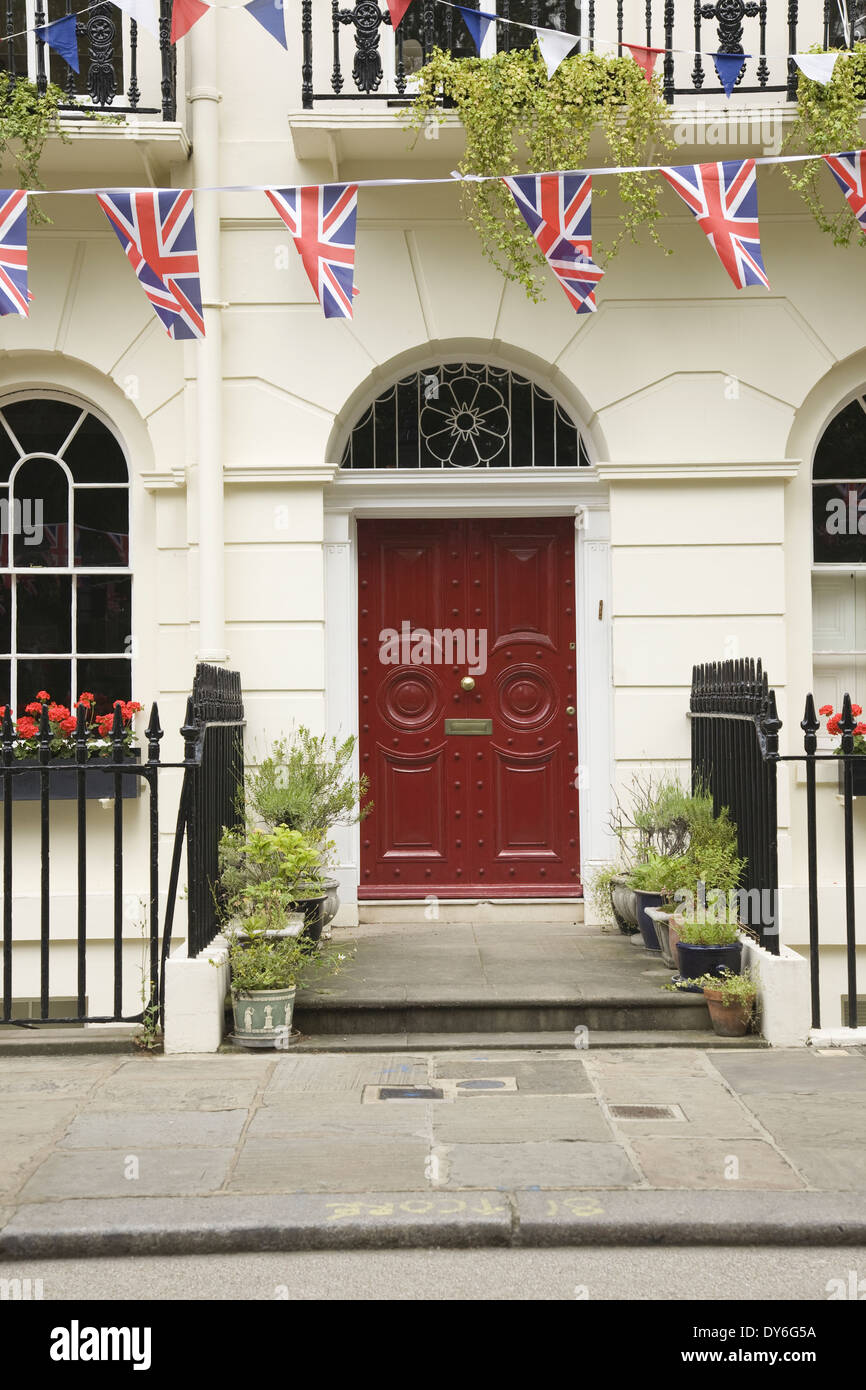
605, 775, 722, 943
699, 967, 758, 1037
627, 854, 684, 952
645, 904, 680, 969
675, 917, 743, 982
817, 703, 866, 796
227, 928, 311, 1048
219, 825, 329, 943
585, 863, 638, 935
245, 729, 372, 934
226, 919, 352, 1049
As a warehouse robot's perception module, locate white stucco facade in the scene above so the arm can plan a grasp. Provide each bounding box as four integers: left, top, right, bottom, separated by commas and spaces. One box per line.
1, 5, 865, 1030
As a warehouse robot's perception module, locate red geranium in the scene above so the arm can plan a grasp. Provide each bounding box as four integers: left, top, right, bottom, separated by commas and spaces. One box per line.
16, 716, 38, 739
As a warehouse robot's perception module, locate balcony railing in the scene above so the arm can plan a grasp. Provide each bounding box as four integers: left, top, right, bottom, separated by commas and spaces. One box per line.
301, 0, 851, 109
1, 0, 176, 119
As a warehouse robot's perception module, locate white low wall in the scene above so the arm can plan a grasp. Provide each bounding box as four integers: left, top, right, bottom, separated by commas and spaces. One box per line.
163, 936, 229, 1054
741, 935, 811, 1048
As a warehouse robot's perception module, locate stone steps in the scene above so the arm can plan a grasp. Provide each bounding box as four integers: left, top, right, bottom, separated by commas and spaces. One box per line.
281, 1030, 767, 1053
292, 992, 713, 1037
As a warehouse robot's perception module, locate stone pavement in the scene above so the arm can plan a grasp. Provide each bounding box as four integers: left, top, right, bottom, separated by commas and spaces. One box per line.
2, 1045, 866, 1254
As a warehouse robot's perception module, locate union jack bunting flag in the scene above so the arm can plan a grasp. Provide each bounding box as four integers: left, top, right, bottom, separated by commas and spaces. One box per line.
823, 151, 866, 232
0, 191, 30, 317
96, 190, 205, 339
266, 184, 359, 319
661, 160, 769, 290
502, 173, 603, 314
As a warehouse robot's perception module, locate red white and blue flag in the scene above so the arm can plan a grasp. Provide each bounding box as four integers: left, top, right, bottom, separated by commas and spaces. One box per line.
96, 190, 205, 339
0, 191, 30, 317
502, 173, 603, 313
823, 151, 866, 233
661, 160, 769, 290
267, 184, 359, 320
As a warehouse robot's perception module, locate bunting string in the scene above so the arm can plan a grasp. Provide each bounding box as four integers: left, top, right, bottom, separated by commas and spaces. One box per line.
2, 146, 865, 331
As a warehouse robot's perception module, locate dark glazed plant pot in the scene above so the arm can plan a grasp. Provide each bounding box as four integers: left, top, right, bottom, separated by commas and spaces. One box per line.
292, 890, 328, 944
676, 940, 742, 982
633, 889, 664, 952
838, 757, 866, 797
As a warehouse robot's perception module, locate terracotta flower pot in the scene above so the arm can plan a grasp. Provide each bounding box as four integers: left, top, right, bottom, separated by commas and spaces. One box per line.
703, 987, 754, 1037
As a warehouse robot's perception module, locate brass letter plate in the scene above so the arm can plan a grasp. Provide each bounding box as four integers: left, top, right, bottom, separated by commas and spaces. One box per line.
445, 718, 493, 736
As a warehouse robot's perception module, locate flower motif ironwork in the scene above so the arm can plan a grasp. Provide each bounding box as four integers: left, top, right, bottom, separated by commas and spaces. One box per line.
420, 375, 510, 468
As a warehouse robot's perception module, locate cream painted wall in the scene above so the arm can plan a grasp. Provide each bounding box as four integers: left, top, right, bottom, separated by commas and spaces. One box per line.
2, 18, 866, 1020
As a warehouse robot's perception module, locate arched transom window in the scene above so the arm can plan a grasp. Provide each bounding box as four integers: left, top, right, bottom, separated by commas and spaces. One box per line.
0, 396, 131, 716
340, 363, 591, 471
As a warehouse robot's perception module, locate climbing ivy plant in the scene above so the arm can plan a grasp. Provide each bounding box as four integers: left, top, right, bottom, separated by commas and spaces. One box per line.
783, 45, 866, 246
0, 72, 68, 223
407, 45, 674, 300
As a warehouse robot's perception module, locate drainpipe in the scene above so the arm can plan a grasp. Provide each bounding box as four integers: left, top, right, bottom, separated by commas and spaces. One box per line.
189, 17, 228, 664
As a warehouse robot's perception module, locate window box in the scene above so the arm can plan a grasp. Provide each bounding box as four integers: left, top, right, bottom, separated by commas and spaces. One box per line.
0, 750, 142, 801
837, 757, 866, 798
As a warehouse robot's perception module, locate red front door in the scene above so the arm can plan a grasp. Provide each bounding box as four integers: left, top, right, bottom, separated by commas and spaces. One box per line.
357, 518, 580, 898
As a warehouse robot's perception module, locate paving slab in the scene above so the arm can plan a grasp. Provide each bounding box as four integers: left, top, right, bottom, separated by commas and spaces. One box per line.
431, 1058, 593, 1094
226, 1136, 430, 1193
17, 1148, 236, 1201
433, 1095, 612, 1143
443, 1140, 640, 1190
246, 1098, 430, 1140
737, 1092, 866, 1145
83, 1079, 262, 1112
710, 1050, 866, 1094
627, 1137, 805, 1190
263, 1055, 429, 1096
0, 1099, 78, 1138
59, 1110, 249, 1150
774, 1146, 866, 1191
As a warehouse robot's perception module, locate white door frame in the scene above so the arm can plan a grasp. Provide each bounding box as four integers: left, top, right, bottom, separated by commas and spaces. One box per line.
323, 470, 613, 922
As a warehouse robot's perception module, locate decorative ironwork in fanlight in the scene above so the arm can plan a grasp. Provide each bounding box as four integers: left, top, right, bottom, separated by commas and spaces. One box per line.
340, 363, 591, 470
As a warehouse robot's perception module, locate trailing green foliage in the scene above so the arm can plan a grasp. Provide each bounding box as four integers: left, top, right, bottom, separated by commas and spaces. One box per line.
784, 46, 866, 245
407, 45, 673, 298
226, 923, 351, 992
0, 73, 69, 223
697, 965, 757, 1007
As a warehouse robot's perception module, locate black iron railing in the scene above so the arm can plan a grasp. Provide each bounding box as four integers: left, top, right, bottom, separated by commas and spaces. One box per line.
301, 0, 822, 107
1, 0, 176, 118
690, 658, 781, 953
690, 658, 863, 1028
184, 663, 245, 957
0, 663, 244, 1028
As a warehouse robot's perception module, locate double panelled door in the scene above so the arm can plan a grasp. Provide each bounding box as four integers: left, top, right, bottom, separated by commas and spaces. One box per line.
357, 517, 580, 898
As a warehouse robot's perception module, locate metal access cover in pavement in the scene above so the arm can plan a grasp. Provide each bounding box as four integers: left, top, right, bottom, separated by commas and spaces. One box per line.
608, 1104, 686, 1121
374, 1086, 445, 1101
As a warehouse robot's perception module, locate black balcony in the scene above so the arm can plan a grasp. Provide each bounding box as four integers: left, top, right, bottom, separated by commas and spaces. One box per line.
1, 0, 177, 120
300, 0, 849, 109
